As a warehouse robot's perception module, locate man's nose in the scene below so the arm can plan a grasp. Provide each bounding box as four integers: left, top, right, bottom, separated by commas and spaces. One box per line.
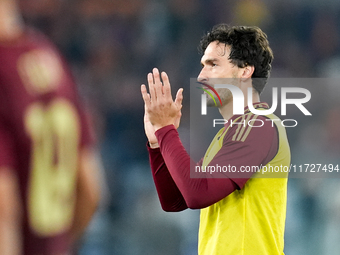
197, 68, 208, 83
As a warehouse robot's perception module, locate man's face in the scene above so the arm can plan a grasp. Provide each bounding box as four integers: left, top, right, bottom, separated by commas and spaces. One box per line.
198, 41, 241, 107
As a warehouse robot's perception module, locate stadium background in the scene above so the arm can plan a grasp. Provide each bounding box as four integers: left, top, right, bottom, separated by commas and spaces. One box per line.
19, 0, 340, 254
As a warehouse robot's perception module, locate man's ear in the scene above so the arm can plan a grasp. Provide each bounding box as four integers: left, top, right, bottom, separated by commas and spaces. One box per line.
241, 65, 254, 80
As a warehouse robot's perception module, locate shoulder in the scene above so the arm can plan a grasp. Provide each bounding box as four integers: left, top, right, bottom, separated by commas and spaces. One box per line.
223, 113, 277, 144
17, 27, 61, 56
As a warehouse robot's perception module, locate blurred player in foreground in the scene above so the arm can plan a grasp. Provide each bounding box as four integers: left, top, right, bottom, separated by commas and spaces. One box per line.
0, 0, 102, 254
141, 24, 291, 254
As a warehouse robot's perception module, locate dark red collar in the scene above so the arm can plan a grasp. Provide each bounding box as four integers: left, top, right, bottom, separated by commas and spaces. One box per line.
244, 102, 269, 114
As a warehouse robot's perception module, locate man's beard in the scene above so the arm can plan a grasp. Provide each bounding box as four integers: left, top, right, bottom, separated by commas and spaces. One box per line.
206, 77, 239, 107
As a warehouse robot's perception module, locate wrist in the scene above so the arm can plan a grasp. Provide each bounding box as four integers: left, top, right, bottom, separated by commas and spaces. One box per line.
149, 142, 159, 149
154, 123, 174, 132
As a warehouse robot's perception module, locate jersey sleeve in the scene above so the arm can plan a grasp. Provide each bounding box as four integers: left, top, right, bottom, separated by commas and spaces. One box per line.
207, 115, 278, 189
150, 116, 278, 210
77, 103, 96, 148
0, 83, 14, 170
152, 125, 238, 209
0, 120, 15, 170
147, 144, 188, 211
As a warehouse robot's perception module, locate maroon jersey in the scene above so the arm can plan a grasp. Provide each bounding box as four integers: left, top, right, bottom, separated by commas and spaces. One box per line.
0, 28, 93, 255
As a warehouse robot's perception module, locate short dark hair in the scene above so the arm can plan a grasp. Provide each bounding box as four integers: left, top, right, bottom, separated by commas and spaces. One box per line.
199, 24, 273, 94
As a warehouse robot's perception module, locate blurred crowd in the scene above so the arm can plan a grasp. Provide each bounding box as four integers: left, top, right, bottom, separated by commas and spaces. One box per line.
19, 0, 340, 254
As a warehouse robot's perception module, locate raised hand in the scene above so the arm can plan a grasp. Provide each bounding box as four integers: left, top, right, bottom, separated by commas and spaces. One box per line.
141, 68, 183, 148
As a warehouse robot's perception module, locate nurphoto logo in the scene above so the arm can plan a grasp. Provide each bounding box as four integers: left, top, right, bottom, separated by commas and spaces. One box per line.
198, 84, 312, 127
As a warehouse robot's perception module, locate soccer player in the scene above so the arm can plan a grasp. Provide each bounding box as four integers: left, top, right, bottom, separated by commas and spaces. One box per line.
0, 0, 101, 254
141, 24, 291, 254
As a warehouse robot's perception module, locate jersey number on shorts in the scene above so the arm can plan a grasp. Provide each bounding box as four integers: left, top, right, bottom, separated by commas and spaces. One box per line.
25, 98, 80, 236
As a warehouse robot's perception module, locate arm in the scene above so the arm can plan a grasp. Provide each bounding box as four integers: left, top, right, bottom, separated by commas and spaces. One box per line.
0, 168, 22, 255
148, 145, 188, 212
70, 147, 102, 242
155, 126, 237, 209
155, 118, 278, 209
141, 68, 277, 209
141, 69, 187, 211
141, 68, 238, 209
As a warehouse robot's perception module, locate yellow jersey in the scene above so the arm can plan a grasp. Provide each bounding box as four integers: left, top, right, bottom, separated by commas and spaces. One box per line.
199, 112, 290, 255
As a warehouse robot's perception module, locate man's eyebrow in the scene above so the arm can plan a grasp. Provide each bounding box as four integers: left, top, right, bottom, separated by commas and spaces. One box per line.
201, 58, 219, 66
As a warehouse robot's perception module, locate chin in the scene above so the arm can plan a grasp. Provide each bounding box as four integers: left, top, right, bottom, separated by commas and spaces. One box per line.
206, 101, 218, 107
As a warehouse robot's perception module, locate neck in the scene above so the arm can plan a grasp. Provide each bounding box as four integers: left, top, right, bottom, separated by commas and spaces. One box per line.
219, 87, 260, 120
218, 101, 235, 121
0, 0, 24, 41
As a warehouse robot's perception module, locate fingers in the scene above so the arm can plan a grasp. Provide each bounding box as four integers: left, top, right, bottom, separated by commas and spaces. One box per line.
161, 71, 171, 100
141, 84, 151, 108
147, 72, 156, 102
145, 68, 176, 104
146, 68, 165, 103
175, 88, 183, 109
152, 68, 163, 99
